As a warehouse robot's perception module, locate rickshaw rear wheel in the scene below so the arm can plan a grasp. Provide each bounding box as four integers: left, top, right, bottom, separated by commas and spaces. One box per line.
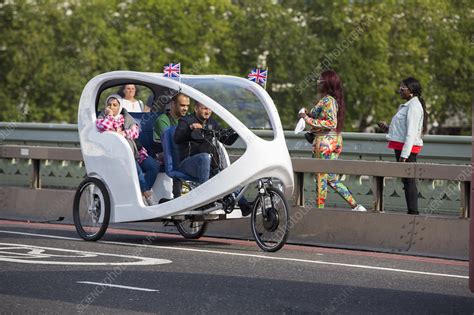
73, 177, 111, 241
251, 187, 289, 252
175, 219, 208, 239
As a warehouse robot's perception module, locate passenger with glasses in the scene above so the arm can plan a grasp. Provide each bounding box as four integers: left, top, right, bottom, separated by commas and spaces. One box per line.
378, 77, 428, 215
298, 70, 367, 212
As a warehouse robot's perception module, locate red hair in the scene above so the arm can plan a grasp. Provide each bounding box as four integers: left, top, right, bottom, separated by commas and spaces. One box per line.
319, 70, 345, 132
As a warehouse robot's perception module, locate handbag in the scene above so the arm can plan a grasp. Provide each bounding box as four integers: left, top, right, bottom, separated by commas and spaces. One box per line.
304, 132, 315, 144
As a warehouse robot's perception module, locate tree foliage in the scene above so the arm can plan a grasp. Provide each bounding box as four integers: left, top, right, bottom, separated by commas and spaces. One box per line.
0, 0, 472, 134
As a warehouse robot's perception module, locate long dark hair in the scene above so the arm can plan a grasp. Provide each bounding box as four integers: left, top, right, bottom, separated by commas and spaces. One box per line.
319, 70, 345, 132
402, 77, 428, 134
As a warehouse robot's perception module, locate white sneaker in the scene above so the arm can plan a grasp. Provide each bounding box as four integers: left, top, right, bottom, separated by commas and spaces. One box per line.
145, 194, 158, 206
352, 205, 367, 212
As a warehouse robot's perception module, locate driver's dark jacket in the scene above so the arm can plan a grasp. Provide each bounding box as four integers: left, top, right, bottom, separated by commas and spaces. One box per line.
174, 114, 237, 170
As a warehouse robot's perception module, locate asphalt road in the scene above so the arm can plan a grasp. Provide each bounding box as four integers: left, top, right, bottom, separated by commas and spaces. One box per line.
0, 219, 473, 314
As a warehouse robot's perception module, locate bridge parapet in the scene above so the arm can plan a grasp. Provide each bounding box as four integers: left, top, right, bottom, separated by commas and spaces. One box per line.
0, 144, 470, 217
0, 122, 471, 215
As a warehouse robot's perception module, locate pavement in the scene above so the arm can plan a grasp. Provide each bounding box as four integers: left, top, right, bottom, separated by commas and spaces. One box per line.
0, 219, 473, 314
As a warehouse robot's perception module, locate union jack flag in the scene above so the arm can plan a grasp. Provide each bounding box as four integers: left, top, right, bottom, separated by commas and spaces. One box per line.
247, 68, 268, 85
163, 63, 181, 78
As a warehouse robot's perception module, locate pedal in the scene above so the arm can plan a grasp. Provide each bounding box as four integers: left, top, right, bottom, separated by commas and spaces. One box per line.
222, 194, 236, 214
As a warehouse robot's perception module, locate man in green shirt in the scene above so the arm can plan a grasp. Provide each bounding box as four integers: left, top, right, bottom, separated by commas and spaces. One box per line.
153, 93, 190, 142
153, 93, 190, 198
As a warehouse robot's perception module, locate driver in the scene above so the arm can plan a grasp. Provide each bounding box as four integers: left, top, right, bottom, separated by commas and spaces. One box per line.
173, 102, 253, 216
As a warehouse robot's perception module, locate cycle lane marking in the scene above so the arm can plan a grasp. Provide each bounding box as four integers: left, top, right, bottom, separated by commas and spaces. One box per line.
0, 241, 171, 266
77, 281, 159, 292
0, 229, 468, 279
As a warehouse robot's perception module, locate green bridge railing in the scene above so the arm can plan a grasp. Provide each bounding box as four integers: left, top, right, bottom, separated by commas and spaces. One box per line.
0, 122, 471, 216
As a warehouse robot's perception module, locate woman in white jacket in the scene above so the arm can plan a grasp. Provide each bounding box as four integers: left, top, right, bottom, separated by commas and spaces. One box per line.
379, 77, 428, 215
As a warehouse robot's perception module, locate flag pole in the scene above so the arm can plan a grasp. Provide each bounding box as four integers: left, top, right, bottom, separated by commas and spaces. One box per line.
263, 67, 269, 90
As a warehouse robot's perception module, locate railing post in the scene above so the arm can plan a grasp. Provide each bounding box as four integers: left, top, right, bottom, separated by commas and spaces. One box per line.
470, 116, 474, 292
460, 181, 470, 218
372, 176, 384, 212
31, 159, 41, 189
293, 172, 305, 207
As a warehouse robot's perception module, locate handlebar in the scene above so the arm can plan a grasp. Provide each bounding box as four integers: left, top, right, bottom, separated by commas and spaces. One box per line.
200, 127, 236, 139
200, 127, 238, 148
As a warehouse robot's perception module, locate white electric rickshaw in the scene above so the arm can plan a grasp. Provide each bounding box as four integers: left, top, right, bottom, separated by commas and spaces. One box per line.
73, 71, 294, 252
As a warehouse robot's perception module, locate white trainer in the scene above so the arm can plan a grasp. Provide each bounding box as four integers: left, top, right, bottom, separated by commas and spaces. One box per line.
145, 195, 158, 206
352, 205, 367, 212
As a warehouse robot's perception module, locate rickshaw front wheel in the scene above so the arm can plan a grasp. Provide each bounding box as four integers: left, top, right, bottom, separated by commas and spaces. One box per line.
73, 177, 111, 241
175, 219, 208, 239
251, 186, 289, 252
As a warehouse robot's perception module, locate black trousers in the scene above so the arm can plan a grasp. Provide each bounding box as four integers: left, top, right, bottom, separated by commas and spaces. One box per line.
172, 178, 182, 199
394, 150, 419, 215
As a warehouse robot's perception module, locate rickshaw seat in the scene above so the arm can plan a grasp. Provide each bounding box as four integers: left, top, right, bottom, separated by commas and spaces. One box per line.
161, 125, 200, 182
129, 112, 161, 156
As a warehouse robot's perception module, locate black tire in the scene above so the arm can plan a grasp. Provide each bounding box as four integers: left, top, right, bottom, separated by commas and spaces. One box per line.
175, 219, 208, 239
251, 186, 289, 252
73, 177, 111, 241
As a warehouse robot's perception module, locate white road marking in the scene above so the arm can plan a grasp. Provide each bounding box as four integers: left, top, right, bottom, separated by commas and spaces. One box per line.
77, 281, 159, 292
103, 240, 469, 279
0, 241, 171, 266
0, 246, 98, 258
0, 229, 468, 279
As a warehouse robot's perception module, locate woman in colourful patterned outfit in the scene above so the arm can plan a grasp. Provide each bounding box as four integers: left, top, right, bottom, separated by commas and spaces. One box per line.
96, 94, 158, 205
299, 70, 366, 211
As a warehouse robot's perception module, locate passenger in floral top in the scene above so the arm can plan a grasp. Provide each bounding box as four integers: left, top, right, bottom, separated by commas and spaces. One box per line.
96, 94, 159, 205
299, 70, 366, 212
